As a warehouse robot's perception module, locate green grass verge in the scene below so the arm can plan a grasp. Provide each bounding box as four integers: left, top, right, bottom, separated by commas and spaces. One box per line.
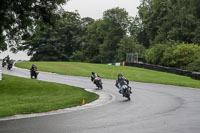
15, 61, 200, 89
0, 74, 98, 118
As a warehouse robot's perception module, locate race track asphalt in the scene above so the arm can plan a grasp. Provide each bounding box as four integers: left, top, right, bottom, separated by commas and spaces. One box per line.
0, 64, 200, 133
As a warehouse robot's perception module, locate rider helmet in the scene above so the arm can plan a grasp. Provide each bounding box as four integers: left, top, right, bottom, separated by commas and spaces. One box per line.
118, 73, 123, 79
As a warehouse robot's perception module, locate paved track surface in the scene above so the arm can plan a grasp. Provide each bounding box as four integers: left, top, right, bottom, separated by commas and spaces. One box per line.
1, 64, 200, 133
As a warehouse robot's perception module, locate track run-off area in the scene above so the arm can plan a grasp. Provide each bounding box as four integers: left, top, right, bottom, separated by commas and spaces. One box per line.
1, 65, 200, 133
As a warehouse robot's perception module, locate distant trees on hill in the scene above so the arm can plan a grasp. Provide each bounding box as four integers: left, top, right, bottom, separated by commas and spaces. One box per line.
2, 0, 200, 71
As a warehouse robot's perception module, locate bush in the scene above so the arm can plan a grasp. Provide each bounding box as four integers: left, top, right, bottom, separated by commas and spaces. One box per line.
161, 43, 200, 69
70, 51, 85, 62
187, 59, 200, 72
117, 35, 145, 62
160, 44, 177, 67
186, 53, 200, 72
144, 43, 169, 65
144, 42, 200, 71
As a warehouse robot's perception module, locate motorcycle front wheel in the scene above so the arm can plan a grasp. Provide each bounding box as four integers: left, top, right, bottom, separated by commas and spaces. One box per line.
127, 96, 131, 100
99, 83, 103, 89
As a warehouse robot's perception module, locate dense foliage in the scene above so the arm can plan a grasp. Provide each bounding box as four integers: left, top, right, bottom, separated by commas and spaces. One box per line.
145, 43, 200, 71
0, 0, 68, 52
144, 43, 169, 65
22, 8, 144, 63
22, 11, 84, 61
138, 0, 200, 71
2, 0, 200, 71
136, 0, 200, 47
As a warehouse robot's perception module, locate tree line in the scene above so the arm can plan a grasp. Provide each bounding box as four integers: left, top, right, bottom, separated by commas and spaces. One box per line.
22, 8, 145, 63
138, 0, 200, 72
1, 0, 200, 71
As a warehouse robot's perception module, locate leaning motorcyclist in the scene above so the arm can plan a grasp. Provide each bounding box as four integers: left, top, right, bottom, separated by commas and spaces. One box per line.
7, 59, 14, 67
5, 55, 10, 64
2, 58, 6, 67
30, 64, 38, 79
91, 72, 99, 86
2, 58, 5, 63
115, 73, 130, 94
30, 64, 37, 72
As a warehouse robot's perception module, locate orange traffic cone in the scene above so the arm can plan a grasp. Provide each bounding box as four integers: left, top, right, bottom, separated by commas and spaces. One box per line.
123, 61, 125, 66
82, 99, 85, 104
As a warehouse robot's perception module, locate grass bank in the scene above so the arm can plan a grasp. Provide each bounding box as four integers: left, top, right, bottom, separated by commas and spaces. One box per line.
0, 74, 98, 118
15, 61, 200, 89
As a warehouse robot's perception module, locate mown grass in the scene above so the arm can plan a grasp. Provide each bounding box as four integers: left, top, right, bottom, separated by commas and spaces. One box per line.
0, 74, 98, 118
15, 61, 200, 89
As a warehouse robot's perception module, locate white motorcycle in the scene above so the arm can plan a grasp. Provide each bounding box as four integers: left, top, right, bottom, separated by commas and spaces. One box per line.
121, 84, 132, 100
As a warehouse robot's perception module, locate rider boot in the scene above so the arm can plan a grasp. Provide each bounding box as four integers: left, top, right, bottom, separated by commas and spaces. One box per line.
129, 87, 132, 93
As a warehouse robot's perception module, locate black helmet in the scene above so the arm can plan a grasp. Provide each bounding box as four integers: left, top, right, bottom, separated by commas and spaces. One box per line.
118, 73, 122, 79
92, 72, 95, 75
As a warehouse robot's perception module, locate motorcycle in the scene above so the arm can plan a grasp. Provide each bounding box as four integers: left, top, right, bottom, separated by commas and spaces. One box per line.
30, 69, 39, 79
7, 60, 13, 70
2, 61, 6, 67
121, 84, 132, 100
94, 77, 103, 89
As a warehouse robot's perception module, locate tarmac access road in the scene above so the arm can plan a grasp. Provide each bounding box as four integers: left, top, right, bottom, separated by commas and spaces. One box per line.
1, 64, 200, 133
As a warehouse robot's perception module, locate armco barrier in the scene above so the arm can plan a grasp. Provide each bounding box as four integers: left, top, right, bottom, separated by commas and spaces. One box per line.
191, 72, 200, 80
124, 62, 200, 80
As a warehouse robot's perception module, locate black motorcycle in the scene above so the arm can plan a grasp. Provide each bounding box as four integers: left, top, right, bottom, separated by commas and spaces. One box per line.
121, 84, 132, 100
2, 61, 6, 67
30, 69, 39, 79
94, 77, 103, 89
7, 60, 13, 70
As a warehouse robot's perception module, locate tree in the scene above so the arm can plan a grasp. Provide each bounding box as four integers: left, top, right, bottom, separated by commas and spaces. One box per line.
0, 0, 68, 52
138, 0, 173, 46
81, 17, 95, 33
116, 35, 145, 62
100, 7, 130, 63
129, 16, 149, 48
22, 11, 83, 61
72, 7, 131, 63
144, 43, 169, 65
136, 0, 200, 46
72, 20, 104, 63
